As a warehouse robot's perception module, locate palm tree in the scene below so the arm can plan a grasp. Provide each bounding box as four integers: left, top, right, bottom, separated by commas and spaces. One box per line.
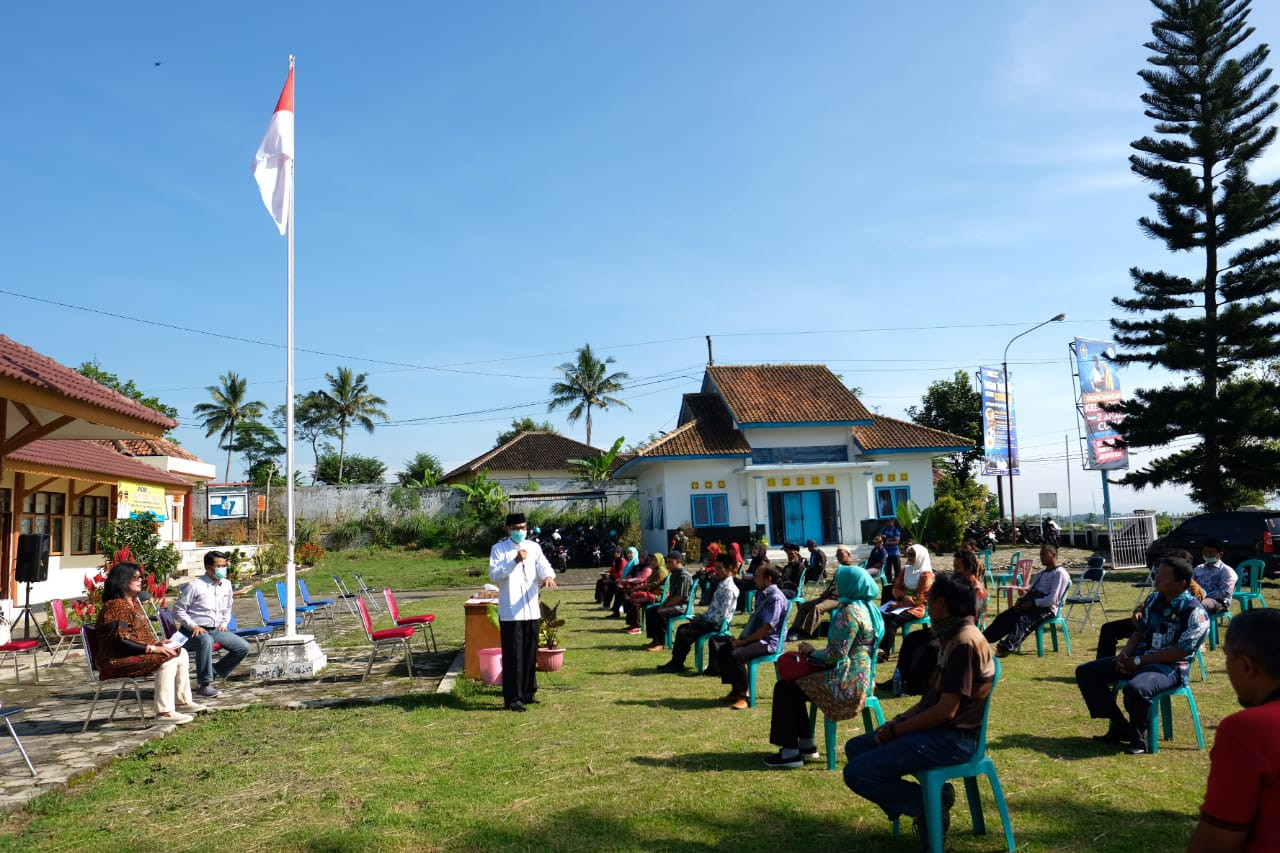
318, 366, 388, 483
547, 343, 630, 445
192, 372, 267, 481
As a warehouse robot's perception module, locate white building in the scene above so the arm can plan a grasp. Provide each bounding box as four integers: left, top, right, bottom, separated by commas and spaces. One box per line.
614, 365, 972, 556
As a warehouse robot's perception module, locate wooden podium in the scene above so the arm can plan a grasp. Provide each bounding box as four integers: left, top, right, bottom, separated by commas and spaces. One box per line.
463, 597, 502, 679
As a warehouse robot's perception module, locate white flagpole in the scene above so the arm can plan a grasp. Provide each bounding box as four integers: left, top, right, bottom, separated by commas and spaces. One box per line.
284, 53, 298, 637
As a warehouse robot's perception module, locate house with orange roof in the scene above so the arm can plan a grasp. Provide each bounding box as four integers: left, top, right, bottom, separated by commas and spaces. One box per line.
614, 364, 973, 555
1, 334, 206, 603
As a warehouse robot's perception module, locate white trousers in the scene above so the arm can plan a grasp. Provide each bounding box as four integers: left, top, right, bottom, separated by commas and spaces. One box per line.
153, 649, 194, 713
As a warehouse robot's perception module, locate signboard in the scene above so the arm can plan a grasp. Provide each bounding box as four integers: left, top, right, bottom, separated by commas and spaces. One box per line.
207, 488, 249, 520
256, 495, 267, 512
117, 480, 168, 521
979, 366, 1019, 476
1072, 337, 1129, 470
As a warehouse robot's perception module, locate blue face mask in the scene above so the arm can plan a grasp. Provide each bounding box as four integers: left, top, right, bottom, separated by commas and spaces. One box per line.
510, 529, 527, 544
214, 567, 228, 580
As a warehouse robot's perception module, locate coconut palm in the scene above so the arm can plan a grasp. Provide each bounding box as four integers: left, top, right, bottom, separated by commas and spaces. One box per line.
547, 343, 630, 445
192, 372, 267, 481
317, 366, 388, 483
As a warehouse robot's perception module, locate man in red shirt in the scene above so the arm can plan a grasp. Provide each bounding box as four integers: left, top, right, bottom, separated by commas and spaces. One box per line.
1188, 609, 1280, 852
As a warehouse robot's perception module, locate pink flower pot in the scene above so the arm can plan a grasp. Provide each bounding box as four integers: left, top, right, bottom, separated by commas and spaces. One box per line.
536, 647, 565, 672
478, 647, 503, 685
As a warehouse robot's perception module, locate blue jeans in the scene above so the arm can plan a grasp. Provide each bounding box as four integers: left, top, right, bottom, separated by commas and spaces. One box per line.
843, 728, 979, 820
186, 628, 250, 685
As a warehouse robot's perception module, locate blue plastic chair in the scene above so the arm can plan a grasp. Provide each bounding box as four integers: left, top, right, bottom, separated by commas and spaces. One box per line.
1232, 559, 1267, 613
745, 597, 799, 707
805, 621, 886, 771
1112, 678, 1204, 755
663, 579, 701, 649
693, 613, 735, 673
255, 589, 304, 629
891, 659, 1015, 853
1034, 616, 1073, 657
229, 612, 274, 652
276, 581, 322, 626
298, 577, 336, 609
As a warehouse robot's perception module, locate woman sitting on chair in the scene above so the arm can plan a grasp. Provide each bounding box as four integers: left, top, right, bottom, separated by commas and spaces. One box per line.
95, 562, 205, 725
876, 545, 934, 664
884, 550, 988, 695
763, 560, 882, 768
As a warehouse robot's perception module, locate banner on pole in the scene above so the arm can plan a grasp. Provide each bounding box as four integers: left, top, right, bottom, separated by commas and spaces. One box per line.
1071, 338, 1129, 470
979, 366, 1019, 476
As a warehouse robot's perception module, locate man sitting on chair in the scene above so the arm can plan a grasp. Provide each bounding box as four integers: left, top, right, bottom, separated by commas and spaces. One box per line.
982, 545, 1071, 657
657, 553, 739, 673
1188, 608, 1280, 852
1192, 539, 1236, 617
843, 571, 995, 847
707, 565, 787, 710
172, 551, 251, 699
1074, 555, 1208, 755
644, 551, 693, 652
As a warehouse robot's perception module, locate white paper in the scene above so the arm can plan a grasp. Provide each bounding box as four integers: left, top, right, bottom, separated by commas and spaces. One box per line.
880, 603, 913, 616
164, 632, 189, 650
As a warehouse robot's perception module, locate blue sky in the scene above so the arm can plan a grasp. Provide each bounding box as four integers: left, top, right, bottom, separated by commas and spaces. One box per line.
4, 1, 1279, 515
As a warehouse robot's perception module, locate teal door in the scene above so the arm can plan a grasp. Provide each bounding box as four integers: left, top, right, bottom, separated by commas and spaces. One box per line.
782, 491, 825, 544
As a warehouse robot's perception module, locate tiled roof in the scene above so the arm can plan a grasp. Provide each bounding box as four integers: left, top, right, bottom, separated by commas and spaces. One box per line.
0, 334, 177, 430
627, 394, 752, 459
442, 432, 604, 481
6, 440, 191, 488
852, 415, 973, 452
704, 364, 873, 425
96, 437, 204, 462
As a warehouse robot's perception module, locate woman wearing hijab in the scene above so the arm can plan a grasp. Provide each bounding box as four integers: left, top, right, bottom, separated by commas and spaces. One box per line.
624, 554, 669, 633
763, 559, 882, 768
596, 546, 626, 605
729, 542, 744, 573
876, 544, 934, 663
601, 546, 640, 611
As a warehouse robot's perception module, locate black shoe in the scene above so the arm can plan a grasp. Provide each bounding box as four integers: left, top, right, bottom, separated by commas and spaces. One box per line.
1124, 735, 1148, 755
1091, 729, 1127, 745
912, 782, 955, 850
762, 750, 803, 769
523, 697, 539, 705
657, 662, 686, 674
876, 680, 895, 692
507, 701, 526, 712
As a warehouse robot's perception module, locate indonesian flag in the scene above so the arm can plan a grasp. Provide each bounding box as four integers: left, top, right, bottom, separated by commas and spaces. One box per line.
252, 62, 294, 235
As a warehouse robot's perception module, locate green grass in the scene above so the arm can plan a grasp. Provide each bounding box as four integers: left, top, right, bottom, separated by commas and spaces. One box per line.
246, 548, 493, 599
0, 573, 1257, 852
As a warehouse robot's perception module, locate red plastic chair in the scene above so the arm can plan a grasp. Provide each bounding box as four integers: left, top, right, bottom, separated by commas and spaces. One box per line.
49, 599, 85, 664
355, 597, 416, 681
0, 640, 41, 684
383, 589, 437, 652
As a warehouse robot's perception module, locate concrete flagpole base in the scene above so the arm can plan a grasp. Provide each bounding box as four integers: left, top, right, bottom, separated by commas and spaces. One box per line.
251, 634, 328, 680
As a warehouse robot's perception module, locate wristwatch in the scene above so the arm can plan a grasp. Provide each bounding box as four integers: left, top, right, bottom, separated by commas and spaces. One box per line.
1133, 656, 1143, 668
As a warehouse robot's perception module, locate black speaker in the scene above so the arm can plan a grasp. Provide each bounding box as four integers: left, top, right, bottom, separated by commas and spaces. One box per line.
16, 533, 50, 583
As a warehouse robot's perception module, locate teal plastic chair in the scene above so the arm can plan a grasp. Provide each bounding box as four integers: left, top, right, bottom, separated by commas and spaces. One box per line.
891, 659, 1015, 853
1112, 678, 1204, 755
640, 575, 671, 630
745, 597, 799, 707
901, 613, 932, 637
1207, 609, 1231, 651
805, 621, 886, 771
1033, 616, 1072, 656
693, 612, 735, 673
990, 552, 1022, 614
663, 578, 701, 649
1232, 559, 1267, 613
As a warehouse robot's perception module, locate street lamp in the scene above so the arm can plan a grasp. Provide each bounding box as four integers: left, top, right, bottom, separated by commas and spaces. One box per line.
1003, 313, 1066, 544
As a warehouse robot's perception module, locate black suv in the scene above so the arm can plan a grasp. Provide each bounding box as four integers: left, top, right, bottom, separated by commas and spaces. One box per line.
1145, 510, 1280, 578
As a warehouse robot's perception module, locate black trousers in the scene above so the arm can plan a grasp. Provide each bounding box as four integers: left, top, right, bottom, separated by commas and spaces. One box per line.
668, 620, 716, 666
883, 554, 901, 585
646, 605, 684, 646
710, 637, 769, 695
983, 605, 1053, 652
1095, 618, 1135, 660
769, 678, 814, 749
499, 618, 539, 707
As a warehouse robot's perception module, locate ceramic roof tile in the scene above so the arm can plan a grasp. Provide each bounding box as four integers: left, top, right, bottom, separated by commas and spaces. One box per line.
852, 415, 973, 452
96, 437, 204, 462
6, 440, 191, 487
629, 394, 751, 458
442, 432, 605, 481
704, 364, 873, 425
0, 334, 177, 430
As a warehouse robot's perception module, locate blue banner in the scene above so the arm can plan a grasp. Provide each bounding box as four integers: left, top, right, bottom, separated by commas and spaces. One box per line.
979, 366, 1019, 476
1073, 337, 1128, 470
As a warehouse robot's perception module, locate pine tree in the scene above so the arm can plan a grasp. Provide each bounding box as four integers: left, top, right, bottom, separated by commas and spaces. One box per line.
1112, 0, 1280, 510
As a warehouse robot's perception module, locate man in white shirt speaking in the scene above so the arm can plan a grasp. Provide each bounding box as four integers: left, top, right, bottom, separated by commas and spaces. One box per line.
173, 551, 251, 698
489, 513, 557, 712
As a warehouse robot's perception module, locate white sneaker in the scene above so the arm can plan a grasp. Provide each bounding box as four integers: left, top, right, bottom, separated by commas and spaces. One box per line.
156, 711, 194, 725
176, 702, 207, 713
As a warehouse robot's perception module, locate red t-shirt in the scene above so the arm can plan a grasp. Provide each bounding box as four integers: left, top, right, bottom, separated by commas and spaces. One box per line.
1199, 698, 1280, 851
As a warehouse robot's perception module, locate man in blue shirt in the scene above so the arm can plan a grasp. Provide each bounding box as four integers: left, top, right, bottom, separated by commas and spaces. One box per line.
1193, 539, 1236, 616
1074, 555, 1208, 754
708, 565, 787, 710
880, 518, 903, 585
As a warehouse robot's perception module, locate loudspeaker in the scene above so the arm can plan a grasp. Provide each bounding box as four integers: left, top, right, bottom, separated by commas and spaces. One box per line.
16, 533, 50, 583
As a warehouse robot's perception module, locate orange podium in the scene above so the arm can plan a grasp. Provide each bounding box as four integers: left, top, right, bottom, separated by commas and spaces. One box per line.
463, 597, 502, 679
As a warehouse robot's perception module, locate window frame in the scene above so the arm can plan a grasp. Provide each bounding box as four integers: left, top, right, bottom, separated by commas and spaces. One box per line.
874, 486, 911, 519
20, 490, 66, 555
691, 493, 729, 528
71, 494, 111, 555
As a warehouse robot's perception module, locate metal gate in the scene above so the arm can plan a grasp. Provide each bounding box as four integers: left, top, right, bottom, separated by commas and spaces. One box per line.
1108, 513, 1158, 569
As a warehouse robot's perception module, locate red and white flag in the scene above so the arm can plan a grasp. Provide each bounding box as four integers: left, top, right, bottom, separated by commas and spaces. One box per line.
252, 61, 294, 235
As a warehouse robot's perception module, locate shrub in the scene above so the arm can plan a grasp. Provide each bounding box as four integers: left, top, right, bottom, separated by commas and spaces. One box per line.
296, 542, 326, 566
327, 519, 365, 550
930, 495, 969, 553
97, 518, 181, 581
392, 514, 434, 548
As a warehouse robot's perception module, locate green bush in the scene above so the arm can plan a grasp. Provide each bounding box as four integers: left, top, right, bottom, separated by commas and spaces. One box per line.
97, 518, 181, 581
392, 514, 434, 548
930, 495, 968, 553
327, 518, 365, 550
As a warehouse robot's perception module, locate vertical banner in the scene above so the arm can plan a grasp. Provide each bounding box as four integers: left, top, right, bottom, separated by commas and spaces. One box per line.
979, 366, 1019, 476
1072, 338, 1129, 470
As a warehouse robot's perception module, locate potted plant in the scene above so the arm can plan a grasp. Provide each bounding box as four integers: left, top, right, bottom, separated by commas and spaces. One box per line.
536, 601, 566, 672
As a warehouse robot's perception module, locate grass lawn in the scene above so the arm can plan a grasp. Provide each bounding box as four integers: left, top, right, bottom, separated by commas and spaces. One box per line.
0, 570, 1252, 852
245, 548, 495, 599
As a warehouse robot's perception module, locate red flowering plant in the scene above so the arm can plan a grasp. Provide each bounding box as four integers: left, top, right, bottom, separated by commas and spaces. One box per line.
64, 546, 166, 627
